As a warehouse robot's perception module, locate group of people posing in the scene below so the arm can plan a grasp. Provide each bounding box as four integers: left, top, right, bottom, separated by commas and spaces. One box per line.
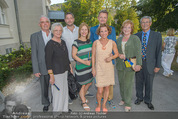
30, 9, 164, 113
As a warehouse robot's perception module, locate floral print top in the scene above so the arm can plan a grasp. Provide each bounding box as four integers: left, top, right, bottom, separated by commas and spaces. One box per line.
163, 36, 177, 54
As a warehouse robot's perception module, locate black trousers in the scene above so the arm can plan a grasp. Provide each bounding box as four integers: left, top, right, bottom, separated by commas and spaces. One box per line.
40, 74, 50, 106
135, 60, 155, 103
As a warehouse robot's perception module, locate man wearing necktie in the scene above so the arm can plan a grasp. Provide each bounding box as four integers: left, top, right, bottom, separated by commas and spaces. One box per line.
134, 16, 162, 110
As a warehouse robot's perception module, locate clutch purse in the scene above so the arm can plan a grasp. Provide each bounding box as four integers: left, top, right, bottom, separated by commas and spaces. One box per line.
129, 56, 136, 71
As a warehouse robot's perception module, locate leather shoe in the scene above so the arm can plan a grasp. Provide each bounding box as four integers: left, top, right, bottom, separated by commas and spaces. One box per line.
144, 102, 154, 110
134, 99, 143, 105
43, 106, 49, 112
68, 109, 72, 113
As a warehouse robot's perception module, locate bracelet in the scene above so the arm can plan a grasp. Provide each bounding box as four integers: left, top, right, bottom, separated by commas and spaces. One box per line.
48, 72, 53, 74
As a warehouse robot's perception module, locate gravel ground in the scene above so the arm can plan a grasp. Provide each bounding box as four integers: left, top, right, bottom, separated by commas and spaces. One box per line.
1, 75, 33, 96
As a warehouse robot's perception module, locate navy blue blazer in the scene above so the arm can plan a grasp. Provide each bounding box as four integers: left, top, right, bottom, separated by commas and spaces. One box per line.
90, 25, 116, 43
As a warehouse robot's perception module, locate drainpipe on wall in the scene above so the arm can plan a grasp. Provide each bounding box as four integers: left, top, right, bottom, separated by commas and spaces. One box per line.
14, 0, 23, 48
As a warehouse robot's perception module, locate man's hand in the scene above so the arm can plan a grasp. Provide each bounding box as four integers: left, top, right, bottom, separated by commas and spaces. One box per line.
154, 68, 160, 73
34, 73, 41, 77
134, 65, 142, 72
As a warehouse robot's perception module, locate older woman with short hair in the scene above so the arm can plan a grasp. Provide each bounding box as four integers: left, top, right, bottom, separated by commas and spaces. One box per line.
45, 23, 72, 112
116, 20, 142, 112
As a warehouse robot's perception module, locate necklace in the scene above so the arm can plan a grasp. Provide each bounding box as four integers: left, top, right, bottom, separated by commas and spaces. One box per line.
102, 46, 106, 50
100, 38, 108, 50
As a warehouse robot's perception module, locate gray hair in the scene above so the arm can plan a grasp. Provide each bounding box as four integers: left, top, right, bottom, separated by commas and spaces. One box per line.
51, 23, 63, 34
140, 16, 152, 23
39, 15, 50, 23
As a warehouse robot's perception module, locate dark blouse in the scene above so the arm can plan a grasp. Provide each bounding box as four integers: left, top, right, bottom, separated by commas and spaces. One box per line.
45, 39, 70, 74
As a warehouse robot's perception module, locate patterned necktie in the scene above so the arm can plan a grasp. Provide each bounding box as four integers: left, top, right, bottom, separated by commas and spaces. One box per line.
142, 33, 147, 59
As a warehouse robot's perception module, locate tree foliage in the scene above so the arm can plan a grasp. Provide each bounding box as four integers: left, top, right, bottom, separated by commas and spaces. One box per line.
113, 0, 139, 35
62, 0, 104, 27
136, 0, 178, 31
61, 0, 123, 27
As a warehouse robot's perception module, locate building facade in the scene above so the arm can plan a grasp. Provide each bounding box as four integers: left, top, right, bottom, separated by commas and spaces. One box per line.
0, 0, 51, 55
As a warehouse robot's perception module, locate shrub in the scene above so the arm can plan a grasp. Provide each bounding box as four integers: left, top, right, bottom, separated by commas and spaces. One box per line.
0, 62, 12, 89
0, 46, 32, 90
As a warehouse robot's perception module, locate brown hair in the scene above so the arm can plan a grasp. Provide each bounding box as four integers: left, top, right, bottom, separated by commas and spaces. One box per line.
98, 9, 108, 17
78, 22, 90, 39
96, 23, 112, 36
65, 12, 74, 18
120, 20, 134, 35
167, 28, 175, 36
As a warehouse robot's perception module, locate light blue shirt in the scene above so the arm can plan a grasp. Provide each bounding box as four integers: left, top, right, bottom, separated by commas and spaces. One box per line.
142, 29, 150, 45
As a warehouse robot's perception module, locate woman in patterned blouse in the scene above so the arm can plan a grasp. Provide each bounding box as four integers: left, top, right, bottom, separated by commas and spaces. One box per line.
162, 28, 177, 77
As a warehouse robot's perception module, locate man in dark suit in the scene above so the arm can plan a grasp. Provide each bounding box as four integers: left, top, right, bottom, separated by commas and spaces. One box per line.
135, 16, 162, 110
90, 10, 116, 108
30, 15, 51, 112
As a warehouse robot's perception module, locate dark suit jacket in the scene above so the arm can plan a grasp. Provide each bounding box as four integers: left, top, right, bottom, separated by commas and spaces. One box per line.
135, 30, 162, 74
30, 31, 51, 75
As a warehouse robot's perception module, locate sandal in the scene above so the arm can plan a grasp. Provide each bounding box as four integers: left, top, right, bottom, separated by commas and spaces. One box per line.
85, 99, 89, 104
119, 101, 124, 106
125, 106, 131, 112
102, 107, 108, 113
81, 102, 90, 111
95, 107, 100, 113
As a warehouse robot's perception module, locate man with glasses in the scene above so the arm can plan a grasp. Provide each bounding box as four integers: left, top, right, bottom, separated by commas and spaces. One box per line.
30, 15, 51, 112
134, 16, 162, 110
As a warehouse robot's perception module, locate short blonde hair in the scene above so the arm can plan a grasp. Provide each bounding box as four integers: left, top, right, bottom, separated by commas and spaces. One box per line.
121, 20, 134, 35
78, 22, 90, 39
167, 28, 175, 36
96, 23, 112, 35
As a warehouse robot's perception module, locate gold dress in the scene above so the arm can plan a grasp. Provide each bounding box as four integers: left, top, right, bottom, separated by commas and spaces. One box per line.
95, 39, 115, 87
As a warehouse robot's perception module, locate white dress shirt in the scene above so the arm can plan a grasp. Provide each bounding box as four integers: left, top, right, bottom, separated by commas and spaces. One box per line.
62, 25, 79, 61
42, 30, 52, 45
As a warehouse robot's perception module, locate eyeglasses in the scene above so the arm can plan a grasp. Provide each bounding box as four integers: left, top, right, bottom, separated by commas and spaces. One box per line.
40, 21, 49, 24
54, 30, 62, 33
141, 21, 150, 24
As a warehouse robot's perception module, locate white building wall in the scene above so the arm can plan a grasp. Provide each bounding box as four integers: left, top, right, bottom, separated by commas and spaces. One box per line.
0, 0, 51, 55
0, 0, 20, 54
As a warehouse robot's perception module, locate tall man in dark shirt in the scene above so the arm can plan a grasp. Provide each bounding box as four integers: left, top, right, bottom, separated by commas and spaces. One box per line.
135, 16, 162, 110
30, 15, 51, 112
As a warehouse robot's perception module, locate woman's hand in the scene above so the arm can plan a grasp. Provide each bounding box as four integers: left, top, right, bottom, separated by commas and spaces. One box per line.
92, 68, 96, 77
105, 57, 112, 63
69, 64, 73, 74
49, 74, 55, 85
119, 54, 125, 60
84, 60, 91, 66
134, 65, 142, 72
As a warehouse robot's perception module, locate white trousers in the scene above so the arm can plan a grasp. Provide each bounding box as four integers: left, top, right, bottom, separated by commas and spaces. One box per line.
161, 53, 175, 76
52, 71, 68, 112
